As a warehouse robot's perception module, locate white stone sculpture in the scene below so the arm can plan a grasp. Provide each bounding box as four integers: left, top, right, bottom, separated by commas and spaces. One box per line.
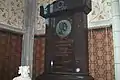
13, 66, 31, 80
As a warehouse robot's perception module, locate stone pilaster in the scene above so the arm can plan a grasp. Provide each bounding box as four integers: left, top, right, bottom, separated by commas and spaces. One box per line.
111, 0, 120, 79
21, 0, 36, 77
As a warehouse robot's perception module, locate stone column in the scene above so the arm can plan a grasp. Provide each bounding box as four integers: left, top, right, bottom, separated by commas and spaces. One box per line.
111, 0, 120, 80
21, 0, 36, 77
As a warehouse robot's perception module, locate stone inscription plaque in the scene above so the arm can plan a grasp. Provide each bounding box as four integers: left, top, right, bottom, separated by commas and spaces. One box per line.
49, 16, 76, 73
45, 12, 89, 75
53, 38, 75, 72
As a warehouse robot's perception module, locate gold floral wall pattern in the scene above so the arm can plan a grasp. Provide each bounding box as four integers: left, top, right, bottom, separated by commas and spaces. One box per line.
0, 0, 24, 29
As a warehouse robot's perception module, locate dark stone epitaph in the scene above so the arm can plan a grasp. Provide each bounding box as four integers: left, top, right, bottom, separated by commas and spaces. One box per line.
36, 0, 93, 80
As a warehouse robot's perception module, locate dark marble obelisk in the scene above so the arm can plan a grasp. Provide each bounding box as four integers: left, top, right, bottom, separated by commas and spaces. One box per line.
36, 0, 93, 80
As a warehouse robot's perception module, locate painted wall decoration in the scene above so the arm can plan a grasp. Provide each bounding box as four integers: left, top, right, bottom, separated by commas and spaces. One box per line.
88, 0, 112, 23
0, 0, 24, 29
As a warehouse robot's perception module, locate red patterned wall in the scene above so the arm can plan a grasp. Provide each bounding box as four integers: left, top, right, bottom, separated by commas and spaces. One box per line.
33, 36, 45, 78
0, 30, 22, 80
88, 27, 115, 80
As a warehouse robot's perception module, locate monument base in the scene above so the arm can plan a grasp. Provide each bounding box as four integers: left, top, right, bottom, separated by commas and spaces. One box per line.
36, 72, 94, 80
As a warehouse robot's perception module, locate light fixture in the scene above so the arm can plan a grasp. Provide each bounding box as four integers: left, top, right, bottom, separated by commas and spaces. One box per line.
76, 68, 80, 72
51, 61, 53, 66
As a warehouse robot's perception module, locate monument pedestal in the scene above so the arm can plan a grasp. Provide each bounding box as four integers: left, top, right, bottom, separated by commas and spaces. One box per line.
36, 73, 93, 80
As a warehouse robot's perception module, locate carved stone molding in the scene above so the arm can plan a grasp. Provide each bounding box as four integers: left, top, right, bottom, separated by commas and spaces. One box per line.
0, 23, 24, 34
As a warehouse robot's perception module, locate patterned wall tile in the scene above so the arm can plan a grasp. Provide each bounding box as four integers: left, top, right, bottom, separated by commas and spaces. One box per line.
0, 0, 9, 24
0, 0, 24, 29
88, 0, 112, 23
8, 0, 24, 28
